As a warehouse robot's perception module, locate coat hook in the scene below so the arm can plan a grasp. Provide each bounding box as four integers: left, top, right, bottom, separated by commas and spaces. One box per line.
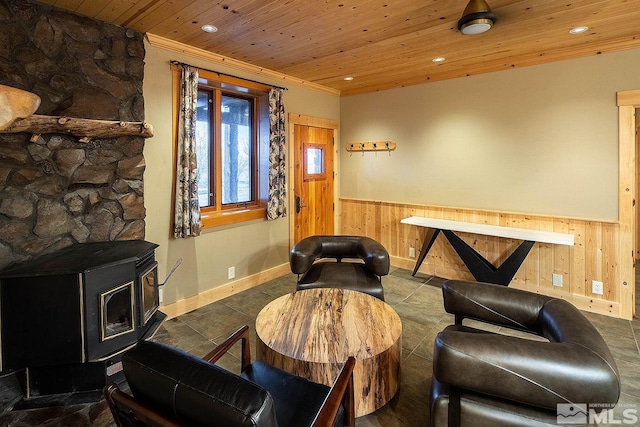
346, 140, 395, 153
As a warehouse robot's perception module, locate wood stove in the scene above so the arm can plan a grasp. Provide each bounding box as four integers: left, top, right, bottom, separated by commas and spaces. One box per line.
0, 240, 165, 398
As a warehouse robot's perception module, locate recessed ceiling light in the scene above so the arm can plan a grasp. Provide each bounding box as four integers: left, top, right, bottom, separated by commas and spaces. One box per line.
344, 76, 354, 81
201, 24, 218, 33
569, 26, 588, 34
432, 57, 446, 63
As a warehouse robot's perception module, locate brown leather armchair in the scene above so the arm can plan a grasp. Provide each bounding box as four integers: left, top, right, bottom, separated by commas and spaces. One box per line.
104, 325, 355, 427
290, 235, 390, 300
431, 280, 620, 427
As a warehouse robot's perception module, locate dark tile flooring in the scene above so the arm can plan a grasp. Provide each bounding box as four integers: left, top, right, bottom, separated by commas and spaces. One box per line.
1, 267, 639, 426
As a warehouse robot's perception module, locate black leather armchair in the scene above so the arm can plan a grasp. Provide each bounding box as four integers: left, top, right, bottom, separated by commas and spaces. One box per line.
431, 280, 620, 427
290, 235, 390, 300
104, 325, 356, 427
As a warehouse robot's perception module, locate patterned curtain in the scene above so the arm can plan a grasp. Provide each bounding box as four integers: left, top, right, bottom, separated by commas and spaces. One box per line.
267, 88, 287, 220
174, 66, 202, 238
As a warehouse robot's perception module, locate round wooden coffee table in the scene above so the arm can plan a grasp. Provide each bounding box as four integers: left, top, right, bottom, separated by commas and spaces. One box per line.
255, 288, 402, 417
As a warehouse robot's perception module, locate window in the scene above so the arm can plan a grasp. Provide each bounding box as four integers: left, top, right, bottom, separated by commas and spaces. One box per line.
174, 67, 270, 227
196, 91, 255, 208
303, 144, 326, 181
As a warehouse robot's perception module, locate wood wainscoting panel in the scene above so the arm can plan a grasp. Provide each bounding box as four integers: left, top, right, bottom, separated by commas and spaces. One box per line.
340, 198, 624, 318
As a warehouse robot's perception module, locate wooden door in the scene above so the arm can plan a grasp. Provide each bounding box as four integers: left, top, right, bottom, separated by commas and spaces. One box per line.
293, 124, 334, 243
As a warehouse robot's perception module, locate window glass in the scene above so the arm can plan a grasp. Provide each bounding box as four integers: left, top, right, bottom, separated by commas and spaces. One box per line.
221, 95, 252, 204
306, 147, 324, 175
196, 90, 212, 207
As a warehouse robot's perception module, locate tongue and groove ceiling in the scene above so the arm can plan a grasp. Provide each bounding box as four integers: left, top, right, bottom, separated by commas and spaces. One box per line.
37, 0, 640, 96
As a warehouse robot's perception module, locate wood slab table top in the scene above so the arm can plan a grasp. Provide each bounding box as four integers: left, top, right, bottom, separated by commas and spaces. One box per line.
400, 216, 574, 245
255, 288, 402, 417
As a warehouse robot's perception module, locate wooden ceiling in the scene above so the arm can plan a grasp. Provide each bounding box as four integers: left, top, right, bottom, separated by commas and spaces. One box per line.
37, 0, 640, 96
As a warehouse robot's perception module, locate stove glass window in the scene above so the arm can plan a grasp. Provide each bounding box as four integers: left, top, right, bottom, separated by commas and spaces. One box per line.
141, 264, 158, 324
100, 281, 135, 340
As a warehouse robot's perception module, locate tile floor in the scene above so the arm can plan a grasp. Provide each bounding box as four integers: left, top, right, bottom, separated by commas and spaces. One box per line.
1, 267, 639, 426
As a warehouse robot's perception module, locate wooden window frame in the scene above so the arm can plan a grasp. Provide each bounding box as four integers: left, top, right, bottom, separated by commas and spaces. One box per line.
172, 67, 270, 228
303, 143, 327, 182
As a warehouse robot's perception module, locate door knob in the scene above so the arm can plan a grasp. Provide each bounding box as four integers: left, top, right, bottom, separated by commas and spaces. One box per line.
295, 196, 307, 213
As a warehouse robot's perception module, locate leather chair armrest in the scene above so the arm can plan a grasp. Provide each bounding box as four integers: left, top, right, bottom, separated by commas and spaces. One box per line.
442, 280, 551, 331
357, 237, 390, 277
433, 330, 621, 410
312, 357, 356, 427
290, 236, 323, 274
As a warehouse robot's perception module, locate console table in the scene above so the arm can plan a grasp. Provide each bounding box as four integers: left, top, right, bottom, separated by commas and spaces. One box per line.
255, 288, 402, 417
401, 216, 574, 285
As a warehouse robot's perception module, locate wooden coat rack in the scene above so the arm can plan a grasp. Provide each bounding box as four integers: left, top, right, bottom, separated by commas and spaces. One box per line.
346, 140, 396, 153
0, 84, 154, 142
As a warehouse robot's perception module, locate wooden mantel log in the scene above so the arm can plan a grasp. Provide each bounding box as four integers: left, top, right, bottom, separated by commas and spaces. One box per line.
0, 84, 40, 129
1, 115, 154, 140
0, 84, 154, 140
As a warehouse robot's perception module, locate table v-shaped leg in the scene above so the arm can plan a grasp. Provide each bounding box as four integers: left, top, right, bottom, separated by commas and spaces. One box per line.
441, 230, 535, 286
412, 228, 440, 276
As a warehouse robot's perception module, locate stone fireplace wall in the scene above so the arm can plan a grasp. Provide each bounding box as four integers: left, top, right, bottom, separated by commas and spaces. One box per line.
0, 0, 147, 269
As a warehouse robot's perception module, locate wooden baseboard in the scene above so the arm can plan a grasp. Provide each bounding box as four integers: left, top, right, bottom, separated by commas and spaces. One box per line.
160, 263, 291, 319
390, 256, 620, 318
509, 282, 620, 318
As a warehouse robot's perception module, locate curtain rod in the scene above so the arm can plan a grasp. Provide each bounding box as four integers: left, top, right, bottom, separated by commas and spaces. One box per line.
170, 60, 288, 91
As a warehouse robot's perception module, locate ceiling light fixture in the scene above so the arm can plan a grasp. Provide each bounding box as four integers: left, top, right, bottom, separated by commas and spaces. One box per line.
432, 57, 446, 63
201, 24, 218, 33
344, 76, 354, 81
569, 26, 589, 35
458, 0, 496, 35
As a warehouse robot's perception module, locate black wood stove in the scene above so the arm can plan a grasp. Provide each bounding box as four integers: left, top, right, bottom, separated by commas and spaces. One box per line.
0, 240, 165, 398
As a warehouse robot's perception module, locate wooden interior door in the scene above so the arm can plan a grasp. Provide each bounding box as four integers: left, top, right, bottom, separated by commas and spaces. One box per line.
293, 124, 334, 243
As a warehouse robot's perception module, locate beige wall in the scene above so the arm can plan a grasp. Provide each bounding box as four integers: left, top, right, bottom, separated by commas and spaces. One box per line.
143, 41, 340, 305
144, 42, 640, 307
340, 48, 640, 221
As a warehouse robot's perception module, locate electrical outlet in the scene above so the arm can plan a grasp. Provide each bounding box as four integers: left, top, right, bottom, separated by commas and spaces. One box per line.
158, 288, 163, 303
552, 274, 563, 287
409, 246, 416, 258
592, 280, 604, 295
228, 266, 235, 280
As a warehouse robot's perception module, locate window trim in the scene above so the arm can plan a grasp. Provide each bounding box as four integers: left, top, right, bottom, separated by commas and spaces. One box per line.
172, 66, 270, 229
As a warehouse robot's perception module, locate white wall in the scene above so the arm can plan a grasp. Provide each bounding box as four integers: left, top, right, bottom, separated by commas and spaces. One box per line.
340, 48, 640, 220
143, 41, 340, 305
